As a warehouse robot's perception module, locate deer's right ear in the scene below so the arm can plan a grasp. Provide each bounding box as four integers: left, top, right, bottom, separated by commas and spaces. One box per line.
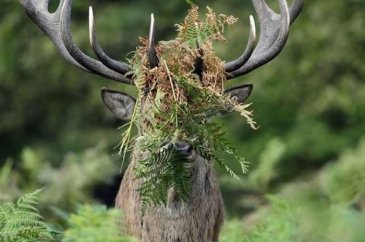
101, 88, 136, 120
224, 84, 253, 104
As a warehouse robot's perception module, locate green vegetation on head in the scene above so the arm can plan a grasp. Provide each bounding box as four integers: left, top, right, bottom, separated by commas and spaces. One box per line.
122, 6, 256, 207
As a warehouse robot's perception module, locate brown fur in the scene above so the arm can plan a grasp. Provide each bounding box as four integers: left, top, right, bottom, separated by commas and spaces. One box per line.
116, 147, 224, 242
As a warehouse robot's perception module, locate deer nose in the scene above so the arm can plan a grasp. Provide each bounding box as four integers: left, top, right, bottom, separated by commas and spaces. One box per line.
174, 140, 193, 157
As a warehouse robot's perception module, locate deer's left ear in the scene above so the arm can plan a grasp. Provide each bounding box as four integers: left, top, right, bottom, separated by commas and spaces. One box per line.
224, 84, 253, 104
101, 88, 135, 120
208, 84, 254, 119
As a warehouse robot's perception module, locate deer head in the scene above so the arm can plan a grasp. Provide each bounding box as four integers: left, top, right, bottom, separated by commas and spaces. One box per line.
18, 0, 303, 114
19, 0, 304, 241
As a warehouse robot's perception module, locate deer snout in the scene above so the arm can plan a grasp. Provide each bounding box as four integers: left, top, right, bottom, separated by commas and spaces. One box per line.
173, 140, 196, 160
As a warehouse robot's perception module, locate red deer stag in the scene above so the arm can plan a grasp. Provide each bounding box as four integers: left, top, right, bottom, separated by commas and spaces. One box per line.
19, 0, 304, 241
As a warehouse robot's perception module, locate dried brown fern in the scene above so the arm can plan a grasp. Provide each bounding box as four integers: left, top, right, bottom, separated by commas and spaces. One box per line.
124, 6, 255, 205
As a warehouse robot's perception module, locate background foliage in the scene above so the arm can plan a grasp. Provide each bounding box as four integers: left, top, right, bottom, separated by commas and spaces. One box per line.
1, 0, 364, 241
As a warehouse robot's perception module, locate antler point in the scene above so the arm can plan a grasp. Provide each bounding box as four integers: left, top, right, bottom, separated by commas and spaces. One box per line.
88, 7, 95, 46
249, 15, 257, 40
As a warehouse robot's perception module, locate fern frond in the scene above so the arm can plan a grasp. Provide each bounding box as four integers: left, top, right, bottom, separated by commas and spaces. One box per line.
124, 6, 254, 207
136, 143, 192, 212
0, 189, 54, 242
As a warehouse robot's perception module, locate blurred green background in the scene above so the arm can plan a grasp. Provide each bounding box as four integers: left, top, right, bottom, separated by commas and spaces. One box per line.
1, 0, 365, 241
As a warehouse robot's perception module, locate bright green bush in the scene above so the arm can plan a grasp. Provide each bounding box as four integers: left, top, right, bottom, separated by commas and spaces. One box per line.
0, 142, 118, 208
0, 190, 137, 242
230, 138, 365, 242
0, 190, 55, 242
62, 205, 136, 242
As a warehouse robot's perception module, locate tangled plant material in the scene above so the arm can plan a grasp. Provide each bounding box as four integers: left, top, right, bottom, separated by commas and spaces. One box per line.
122, 6, 257, 206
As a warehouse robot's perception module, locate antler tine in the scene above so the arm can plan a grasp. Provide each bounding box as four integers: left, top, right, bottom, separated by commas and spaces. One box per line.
60, 0, 133, 84
148, 14, 159, 69
289, 0, 305, 24
224, 15, 256, 73
88, 7, 132, 75
225, 0, 304, 79
18, 0, 86, 70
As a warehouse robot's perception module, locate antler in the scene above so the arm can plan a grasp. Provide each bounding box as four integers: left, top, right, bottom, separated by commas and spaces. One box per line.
19, 0, 133, 84
147, 14, 159, 69
225, 0, 304, 79
88, 7, 131, 76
